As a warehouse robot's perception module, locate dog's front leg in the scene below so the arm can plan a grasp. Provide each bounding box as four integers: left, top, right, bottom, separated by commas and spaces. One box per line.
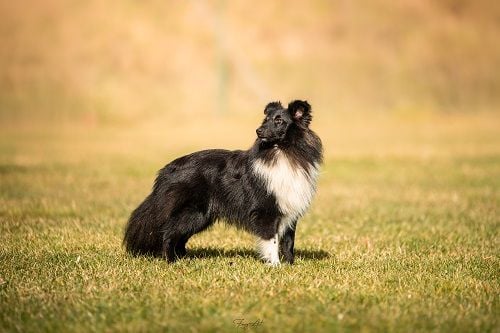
258, 234, 280, 266
279, 222, 297, 264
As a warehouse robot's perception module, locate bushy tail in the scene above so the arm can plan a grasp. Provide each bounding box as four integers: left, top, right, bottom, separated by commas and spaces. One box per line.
124, 194, 164, 257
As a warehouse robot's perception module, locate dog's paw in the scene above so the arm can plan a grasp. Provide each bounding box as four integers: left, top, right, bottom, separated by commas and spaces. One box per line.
265, 259, 281, 267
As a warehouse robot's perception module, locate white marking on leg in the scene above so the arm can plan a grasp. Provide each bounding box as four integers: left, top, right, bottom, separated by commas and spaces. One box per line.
258, 234, 280, 266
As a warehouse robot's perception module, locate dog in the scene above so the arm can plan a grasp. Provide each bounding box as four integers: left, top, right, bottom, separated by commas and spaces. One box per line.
124, 100, 323, 265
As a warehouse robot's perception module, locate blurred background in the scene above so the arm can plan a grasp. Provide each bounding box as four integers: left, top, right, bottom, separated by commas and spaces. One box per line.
1, 0, 499, 160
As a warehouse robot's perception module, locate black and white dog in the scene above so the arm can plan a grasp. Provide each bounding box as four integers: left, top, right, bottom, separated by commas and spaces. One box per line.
124, 100, 322, 265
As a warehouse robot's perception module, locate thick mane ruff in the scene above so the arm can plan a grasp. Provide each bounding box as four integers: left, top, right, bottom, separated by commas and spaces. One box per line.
251, 127, 323, 223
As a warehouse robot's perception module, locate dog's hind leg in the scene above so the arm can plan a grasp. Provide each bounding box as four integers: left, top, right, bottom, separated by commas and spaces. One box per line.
161, 236, 177, 263
163, 234, 191, 263
174, 235, 188, 258
167, 210, 213, 261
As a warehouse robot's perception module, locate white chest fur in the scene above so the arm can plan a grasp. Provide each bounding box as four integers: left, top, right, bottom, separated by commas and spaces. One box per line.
252, 150, 319, 221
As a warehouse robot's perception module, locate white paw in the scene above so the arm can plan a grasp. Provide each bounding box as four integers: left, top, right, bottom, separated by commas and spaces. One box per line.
266, 259, 281, 267
258, 234, 280, 267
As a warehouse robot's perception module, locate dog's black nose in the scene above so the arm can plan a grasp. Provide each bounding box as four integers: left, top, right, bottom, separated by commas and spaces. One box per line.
256, 128, 263, 137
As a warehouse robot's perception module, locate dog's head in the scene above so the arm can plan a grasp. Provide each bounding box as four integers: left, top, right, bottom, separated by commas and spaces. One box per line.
256, 100, 312, 144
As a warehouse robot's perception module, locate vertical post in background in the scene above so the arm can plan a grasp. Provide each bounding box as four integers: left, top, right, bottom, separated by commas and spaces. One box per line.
215, 0, 228, 116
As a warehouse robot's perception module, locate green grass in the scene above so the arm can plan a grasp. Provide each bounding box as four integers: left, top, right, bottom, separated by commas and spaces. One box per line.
0, 116, 499, 333
1, 1, 499, 331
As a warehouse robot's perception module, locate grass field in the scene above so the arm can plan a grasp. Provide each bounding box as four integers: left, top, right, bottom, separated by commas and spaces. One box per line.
1, 0, 500, 331
0, 113, 498, 332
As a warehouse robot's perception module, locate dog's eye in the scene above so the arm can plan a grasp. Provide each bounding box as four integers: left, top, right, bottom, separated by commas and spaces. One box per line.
274, 118, 283, 125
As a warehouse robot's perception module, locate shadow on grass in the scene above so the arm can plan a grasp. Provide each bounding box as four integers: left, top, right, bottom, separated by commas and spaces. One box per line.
185, 247, 329, 261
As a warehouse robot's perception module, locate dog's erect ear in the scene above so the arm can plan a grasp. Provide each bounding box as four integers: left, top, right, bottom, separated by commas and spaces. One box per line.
264, 101, 282, 115
288, 100, 312, 126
